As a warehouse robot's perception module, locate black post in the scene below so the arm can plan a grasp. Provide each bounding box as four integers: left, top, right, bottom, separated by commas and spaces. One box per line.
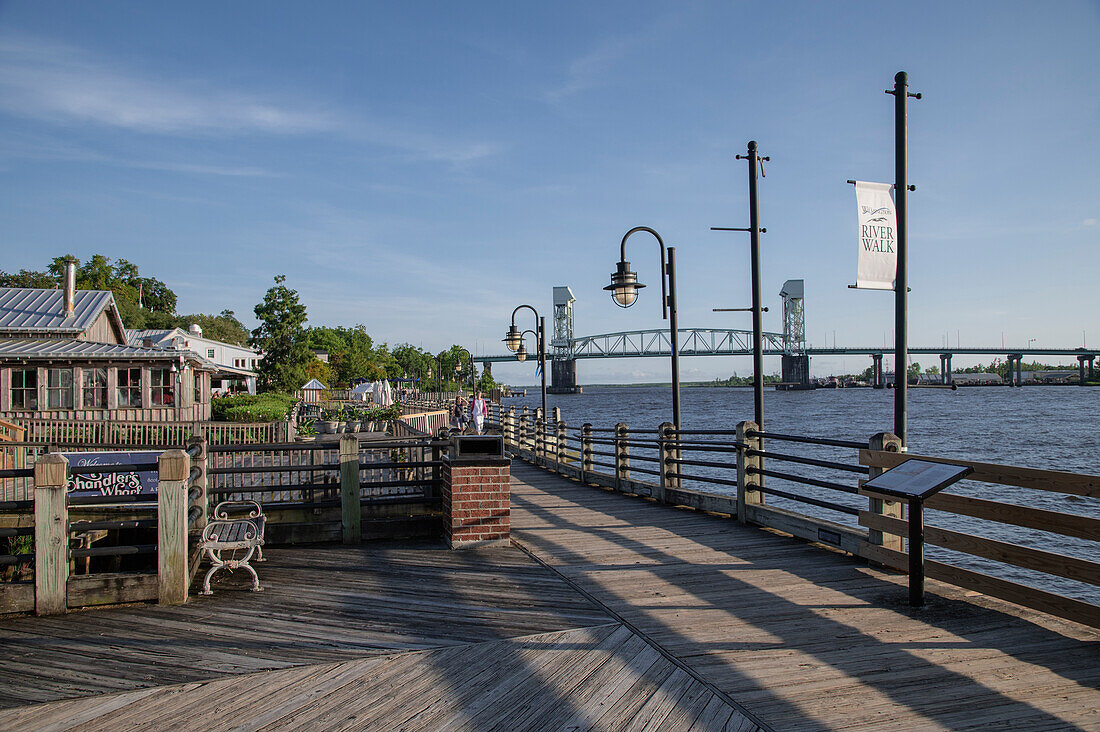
909, 499, 924, 606
667, 248, 681, 431
539, 316, 548, 418
889, 71, 919, 446
747, 141, 765, 429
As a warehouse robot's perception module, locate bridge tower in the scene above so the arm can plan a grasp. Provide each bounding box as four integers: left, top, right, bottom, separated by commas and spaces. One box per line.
550, 286, 581, 394
779, 279, 811, 388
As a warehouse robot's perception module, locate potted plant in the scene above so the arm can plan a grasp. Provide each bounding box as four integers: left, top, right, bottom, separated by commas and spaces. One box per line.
333, 405, 347, 433
296, 418, 317, 442
346, 408, 362, 434
318, 408, 337, 434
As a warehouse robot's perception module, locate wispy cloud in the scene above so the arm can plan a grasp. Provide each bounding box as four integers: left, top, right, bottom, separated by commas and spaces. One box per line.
0, 35, 334, 135
544, 35, 640, 103
0, 33, 499, 167
0, 131, 276, 177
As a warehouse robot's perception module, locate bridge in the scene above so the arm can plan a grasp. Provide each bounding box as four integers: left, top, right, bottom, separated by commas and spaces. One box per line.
474, 283, 1098, 389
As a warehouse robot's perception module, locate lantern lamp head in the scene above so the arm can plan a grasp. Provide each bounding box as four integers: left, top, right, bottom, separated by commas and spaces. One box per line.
503, 324, 522, 352
516, 343, 528, 362
603, 260, 644, 308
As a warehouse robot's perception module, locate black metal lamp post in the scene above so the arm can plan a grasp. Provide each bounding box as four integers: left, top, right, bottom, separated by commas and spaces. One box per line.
503, 305, 547, 417
605, 226, 680, 430
452, 346, 474, 392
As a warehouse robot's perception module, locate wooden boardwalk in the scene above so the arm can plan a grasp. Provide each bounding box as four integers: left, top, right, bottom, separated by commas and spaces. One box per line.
508, 460, 1100, 731
0, 541, 760, 730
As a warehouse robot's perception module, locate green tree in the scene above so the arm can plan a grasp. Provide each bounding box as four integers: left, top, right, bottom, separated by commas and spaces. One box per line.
251, 275, 313, 393
177, 310, 250, 346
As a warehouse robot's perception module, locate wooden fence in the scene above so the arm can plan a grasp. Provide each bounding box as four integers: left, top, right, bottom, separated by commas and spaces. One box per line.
500, 406, 1100, 629
0, 424, 449, 615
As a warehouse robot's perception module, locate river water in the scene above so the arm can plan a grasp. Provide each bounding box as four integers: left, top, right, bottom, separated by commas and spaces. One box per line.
503, 385, 1100, 603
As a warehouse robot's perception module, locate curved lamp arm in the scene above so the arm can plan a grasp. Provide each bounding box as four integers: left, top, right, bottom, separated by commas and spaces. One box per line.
618, 227, 668, 320
510, 304, 540, 328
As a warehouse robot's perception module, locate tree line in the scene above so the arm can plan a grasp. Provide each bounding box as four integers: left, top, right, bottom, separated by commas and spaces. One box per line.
251, 276, 493, 393
2, 257, 494, 395
0, 255, 249, 345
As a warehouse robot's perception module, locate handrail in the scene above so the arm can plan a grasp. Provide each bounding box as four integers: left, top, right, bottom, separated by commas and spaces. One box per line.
499, 411, 1100, 628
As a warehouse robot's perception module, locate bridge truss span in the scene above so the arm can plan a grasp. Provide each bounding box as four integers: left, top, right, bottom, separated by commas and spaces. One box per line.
568, 327, 788, 360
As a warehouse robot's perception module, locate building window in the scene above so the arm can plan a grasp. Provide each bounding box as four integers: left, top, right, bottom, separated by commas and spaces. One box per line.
117, 367, 141, 408
193, 372, 203, 404
207, 348, 215, 359
46, 368, 74, 409
82, 368, 108, 409
151, 368, 174, 406
251, 359, 258, 369
11, 369, 37, 409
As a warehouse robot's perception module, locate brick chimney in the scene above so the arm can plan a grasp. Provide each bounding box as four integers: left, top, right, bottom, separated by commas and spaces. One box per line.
62, 257, 77, 317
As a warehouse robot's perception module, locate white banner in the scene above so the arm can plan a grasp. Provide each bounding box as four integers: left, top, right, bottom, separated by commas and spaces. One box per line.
854, 181, 897, 290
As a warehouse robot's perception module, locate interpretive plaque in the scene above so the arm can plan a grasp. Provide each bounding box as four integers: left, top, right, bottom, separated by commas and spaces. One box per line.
862, 459, 972, 501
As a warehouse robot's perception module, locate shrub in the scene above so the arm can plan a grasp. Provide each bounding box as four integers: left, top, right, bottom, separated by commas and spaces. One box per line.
212, 393, 296, 422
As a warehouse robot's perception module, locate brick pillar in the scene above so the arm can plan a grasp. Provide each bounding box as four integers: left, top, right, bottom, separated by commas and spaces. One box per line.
442, 455, 511, 549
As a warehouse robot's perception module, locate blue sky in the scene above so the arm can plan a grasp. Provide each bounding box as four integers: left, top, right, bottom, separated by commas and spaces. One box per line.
1, 1, 1097, 384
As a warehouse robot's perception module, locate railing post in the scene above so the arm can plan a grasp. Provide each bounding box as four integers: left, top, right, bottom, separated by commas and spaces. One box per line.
340, 434, 361, 544
34, 453, 69, 616
551, 407, 561, 467
736, 420, 763, 523
186, 435, 208, 531
520, 407, 530, 454
581, 423, 593, 484
535, 408, 546, 464
556, 418, 567, 470
868, 432, 905, 553
657, 421, 677, 503
158, 449, 190, 605
504, 406, 515, 446
614, 423, 630, 490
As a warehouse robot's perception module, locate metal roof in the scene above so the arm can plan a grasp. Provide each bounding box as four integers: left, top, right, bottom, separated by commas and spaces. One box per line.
0, 338, 211, 367
0, 288, 120, 334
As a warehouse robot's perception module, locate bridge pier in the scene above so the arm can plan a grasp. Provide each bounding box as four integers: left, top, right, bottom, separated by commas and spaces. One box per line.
549, 358, 582, 394
780, 354, 811, 389
1006, 354, 1023, 386
871, 354, 884, 389
1078, 354, 1095, 385
939, 354, 953, 385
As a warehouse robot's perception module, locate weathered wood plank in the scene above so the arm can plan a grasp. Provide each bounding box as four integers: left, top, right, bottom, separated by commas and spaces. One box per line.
859, 511, 1100, 587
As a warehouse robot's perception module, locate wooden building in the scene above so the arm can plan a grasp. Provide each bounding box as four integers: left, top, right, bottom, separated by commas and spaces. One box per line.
0, 278, 214, 423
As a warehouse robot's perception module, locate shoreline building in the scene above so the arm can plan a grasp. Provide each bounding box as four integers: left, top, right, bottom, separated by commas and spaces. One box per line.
0, 261, 214, 423
128, 325, 259, 395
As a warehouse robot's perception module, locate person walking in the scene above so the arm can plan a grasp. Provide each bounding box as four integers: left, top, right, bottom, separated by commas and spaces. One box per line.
470, 391, 488, 435
451, 395, 468, 433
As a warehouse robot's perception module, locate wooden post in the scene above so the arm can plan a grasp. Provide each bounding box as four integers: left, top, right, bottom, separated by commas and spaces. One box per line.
340, 435, 361, 544
504, 406, 515, 446
520, 407, 530, 454
535, 408, 546, 464
868, 432, 905, 553
157, 449, 190, 605
551, 407, 561, 467
614, 423, 630, 490
34, 454, 69, 616
556, 418, 567, 470
581, 423, 593, 484
186, 435, 208, 531
657, 421, 677, 503
736, 421, 763, 523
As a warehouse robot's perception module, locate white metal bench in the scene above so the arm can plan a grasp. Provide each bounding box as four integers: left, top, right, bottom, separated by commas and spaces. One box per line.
198, 500, 266, 595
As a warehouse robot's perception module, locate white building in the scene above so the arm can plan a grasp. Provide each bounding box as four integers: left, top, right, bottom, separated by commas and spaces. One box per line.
128, 324, 259, 395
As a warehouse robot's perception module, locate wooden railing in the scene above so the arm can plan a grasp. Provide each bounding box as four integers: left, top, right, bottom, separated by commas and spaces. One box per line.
10, 418, 290, 447
0, 445, 199, 615
1, 427, 448, 615
500, 406, 1100, 629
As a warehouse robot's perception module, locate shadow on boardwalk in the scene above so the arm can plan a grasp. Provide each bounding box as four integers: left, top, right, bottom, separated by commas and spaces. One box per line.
0, 540, 762, 730
508, 460, 1099, 731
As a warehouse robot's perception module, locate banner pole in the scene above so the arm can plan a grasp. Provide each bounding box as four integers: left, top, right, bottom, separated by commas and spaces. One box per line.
889, 71, 919, 447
